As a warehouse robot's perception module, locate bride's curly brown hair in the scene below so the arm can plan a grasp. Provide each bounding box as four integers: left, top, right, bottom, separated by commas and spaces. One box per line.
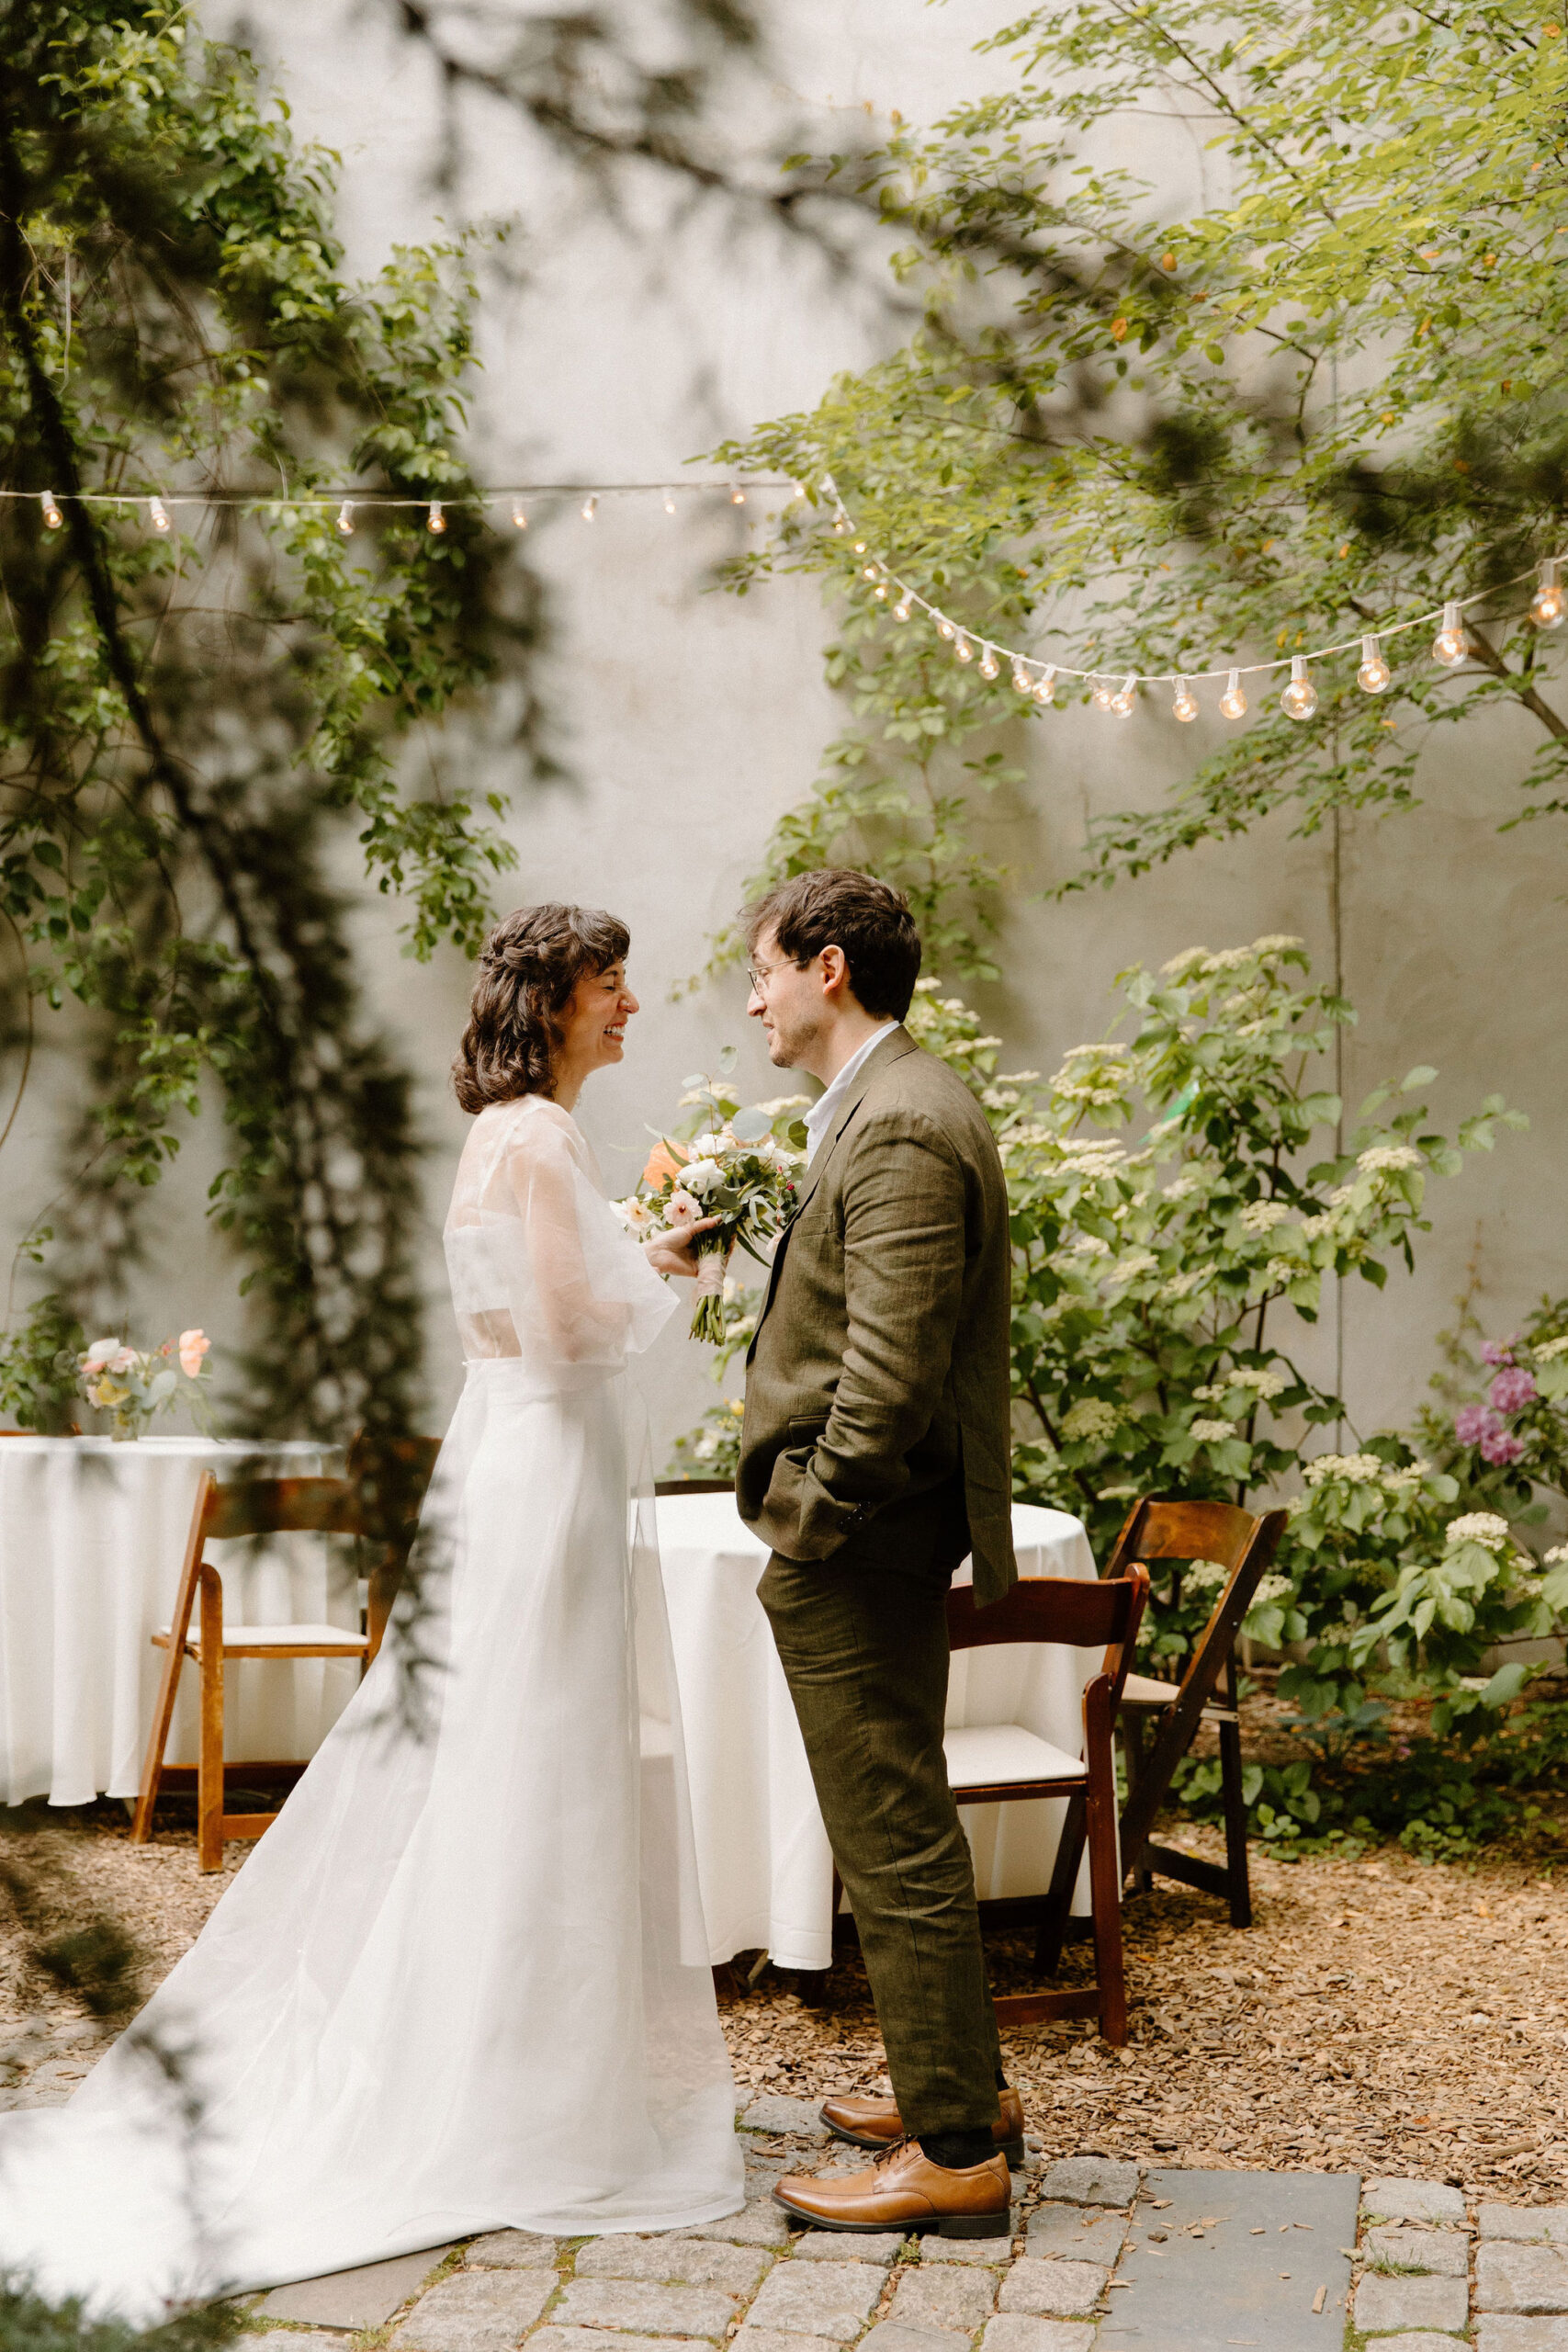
452, 903, 630, 1113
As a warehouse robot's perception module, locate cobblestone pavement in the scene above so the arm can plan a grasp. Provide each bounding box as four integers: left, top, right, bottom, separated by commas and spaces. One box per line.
237, 2098, 1568, 2352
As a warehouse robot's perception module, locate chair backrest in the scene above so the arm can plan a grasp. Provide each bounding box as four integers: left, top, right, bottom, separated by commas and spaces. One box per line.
201, 1474, 365, 1544
1103, 1497, 1265, 1577
948, 1567, 1150, 1716
344, 1430, 442, 1545
653, 1478, 735, 1496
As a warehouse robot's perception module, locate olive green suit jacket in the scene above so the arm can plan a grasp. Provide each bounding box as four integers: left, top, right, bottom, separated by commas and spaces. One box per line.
736, 1026, 1018, 1607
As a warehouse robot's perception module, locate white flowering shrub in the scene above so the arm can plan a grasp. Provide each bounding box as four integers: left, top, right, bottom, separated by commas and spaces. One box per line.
908, 940, 1538, 1733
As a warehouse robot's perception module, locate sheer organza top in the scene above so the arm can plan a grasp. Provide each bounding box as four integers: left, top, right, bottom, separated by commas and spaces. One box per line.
444, 1096, 674, 1380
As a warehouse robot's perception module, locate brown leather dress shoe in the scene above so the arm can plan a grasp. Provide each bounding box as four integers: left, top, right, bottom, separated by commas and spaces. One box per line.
819, 2086, 1026, 2168
774, 2141, 1011, 2238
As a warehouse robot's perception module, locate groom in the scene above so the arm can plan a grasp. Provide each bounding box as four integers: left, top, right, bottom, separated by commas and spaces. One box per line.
736, 868, 1021, 2238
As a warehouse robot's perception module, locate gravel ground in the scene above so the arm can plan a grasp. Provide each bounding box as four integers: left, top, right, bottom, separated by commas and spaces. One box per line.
5, 1803, 1566, 2204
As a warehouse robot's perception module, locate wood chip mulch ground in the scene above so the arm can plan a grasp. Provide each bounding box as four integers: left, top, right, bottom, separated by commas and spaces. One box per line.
5, 1802, 1566, 2202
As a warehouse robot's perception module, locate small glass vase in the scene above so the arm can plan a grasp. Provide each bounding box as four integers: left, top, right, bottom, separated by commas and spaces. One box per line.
110, 1408, 150, 1443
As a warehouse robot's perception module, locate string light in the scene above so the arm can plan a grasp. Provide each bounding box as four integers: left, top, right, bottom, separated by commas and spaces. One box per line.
512, 502, 528, 530
39, 491, 62, 529
148, 495, 170, 532
953, 634, 974, 663
1280, 654, 1317, 720
1033, 667, 1056, 706
1011, 660, 1032, 693
978, 647, 999, 680
852, 538, 868, 554
336, 499, 355, 537
1357, 633, 1391, 692
894, 594, 912, 622
1110, 673, 1137, 716
937, 618, 955, 641
1171, 675, 1198, 721
1090, 677, 1113, 711
1531, 559, 1565, 629
426, 500, 446, 535
862, 563, 878, 582
1433, 600, 1466, 664
1219, 668, 1247, 719
663, 494, 677, 515
872, 581, 889, 600
581, 496, 597, 523
832, 516, 847, 535
731, 486, 747, 505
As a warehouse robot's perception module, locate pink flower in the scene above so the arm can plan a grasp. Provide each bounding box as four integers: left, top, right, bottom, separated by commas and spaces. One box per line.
666, 1191, 701, 1227
1455, 1404, 1497, 1447
1490, 1366, 1538, 1414
1481, 1337, 1518, 1366
81, 1337, 120, 1373
178, 1328, 211, 1379
1480, 1426, 1526, 1466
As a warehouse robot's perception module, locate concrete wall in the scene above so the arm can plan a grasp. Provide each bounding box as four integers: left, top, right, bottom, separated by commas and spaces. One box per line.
10, 0, 1562, 1468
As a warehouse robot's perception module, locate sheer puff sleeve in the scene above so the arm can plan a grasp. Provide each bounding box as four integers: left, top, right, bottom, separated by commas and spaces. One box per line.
445, 1097, 675, 1374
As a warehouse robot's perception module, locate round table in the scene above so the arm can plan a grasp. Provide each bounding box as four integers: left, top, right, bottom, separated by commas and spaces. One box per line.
654, 1493, 1101, 1973
0, 1435, 346, 1807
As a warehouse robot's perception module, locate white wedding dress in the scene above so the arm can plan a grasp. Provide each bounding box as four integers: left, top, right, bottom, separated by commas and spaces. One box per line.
0, 1094, 742, 2317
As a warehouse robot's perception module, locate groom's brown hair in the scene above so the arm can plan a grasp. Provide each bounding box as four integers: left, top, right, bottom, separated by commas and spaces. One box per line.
742, 868, 922, 1022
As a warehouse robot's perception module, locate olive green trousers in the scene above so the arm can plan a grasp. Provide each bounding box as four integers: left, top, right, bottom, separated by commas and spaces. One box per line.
758, 1499, 1003, 2140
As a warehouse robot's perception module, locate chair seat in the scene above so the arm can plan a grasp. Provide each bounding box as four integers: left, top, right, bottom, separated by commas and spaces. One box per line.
943, 1722, 1085, 1790
154, 1622, 367, 1655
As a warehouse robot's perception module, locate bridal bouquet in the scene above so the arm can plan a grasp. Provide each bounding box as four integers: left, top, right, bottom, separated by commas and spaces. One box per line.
77, 1328, 212, 1441
616, 1056, 807, 1341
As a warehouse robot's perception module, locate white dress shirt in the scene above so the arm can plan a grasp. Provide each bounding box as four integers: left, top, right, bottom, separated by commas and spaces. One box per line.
802, 1022, 899, 1166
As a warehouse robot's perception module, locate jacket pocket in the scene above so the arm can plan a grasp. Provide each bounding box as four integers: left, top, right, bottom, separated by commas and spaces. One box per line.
787, 1411, 828, 1440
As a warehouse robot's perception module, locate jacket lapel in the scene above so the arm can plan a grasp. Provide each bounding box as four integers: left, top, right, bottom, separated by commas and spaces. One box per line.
750, 1026, 918, 1347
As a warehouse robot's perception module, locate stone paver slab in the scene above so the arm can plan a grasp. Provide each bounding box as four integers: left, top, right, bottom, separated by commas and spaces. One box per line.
467, 2231, 558, 2270
742, 2097, 831, 2140
859, 2327, 975, 2352
682, 2200, 795, 2250
745, 2260, 886, 2341
1479, 2324, 1568, 2352
530, 2333, 716, 2352
792, 2231, 906, 2266
1025, 2204, 1128, 2266
731, 2334, 852, 2352
552, 2281, 738, 2339
1483, 2210, 1568, 2245
573, 2241, 768, 2295
1364, 2224, 1470, 2276
1354, 2272, 1469, 2335
392, 2271, 556, 2352
257, 2245, 457, 2327
1097, 2167, 1360, 2351
981, 2319, 1098, 2352
1480, 2245, 1568, 2313
919, 2240, 1011, 2267
997, 2261, 1105, 2319
888, 2265, 998, 2332
1038, 2157, 1139, 2208
1369, 2338, 1478, 2351
1362, 2177, 1468, 2226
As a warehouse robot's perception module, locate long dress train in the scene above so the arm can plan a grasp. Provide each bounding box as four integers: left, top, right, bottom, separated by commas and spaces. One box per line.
0, 1094, 742, 2317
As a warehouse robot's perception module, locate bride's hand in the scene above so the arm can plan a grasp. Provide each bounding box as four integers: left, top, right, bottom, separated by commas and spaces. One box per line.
644, 1217, 720, 1279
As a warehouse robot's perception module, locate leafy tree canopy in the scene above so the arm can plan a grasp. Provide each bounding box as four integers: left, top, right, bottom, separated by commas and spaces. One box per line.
709, 0, 1568, 967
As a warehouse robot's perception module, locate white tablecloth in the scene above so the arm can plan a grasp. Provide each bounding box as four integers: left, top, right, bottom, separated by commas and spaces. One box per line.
0, 1435, 347, 1807
655, 1494, 1100, 1973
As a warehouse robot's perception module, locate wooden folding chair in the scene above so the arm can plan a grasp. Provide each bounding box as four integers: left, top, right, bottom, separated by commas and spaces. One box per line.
130, 1447, 436, 1871
1040, 1498, 1287, 1954
944, 1566, 1149, 2046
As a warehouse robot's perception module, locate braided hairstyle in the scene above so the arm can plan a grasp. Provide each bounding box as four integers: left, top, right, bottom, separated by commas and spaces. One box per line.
452, 903, 630, 1113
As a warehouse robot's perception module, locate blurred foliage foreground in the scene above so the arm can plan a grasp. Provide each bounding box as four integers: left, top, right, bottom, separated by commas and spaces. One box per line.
671, 936, 1568, 1860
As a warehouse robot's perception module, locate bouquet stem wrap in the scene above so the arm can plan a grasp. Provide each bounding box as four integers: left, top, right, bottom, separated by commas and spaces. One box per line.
691, 1238, 730, 1342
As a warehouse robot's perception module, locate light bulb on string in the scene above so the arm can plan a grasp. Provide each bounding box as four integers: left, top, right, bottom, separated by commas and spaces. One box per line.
1032, 667, 1056, 706
1432, 600, 1466, 664
1530, 558, 1565, 629
832, 516, 847, 536
1110, 673, 1137, 717
39, 491, 62, 529
731, 486, 747, 505
862, 563, 879, 582
978, 647, 999, 680
581, 496, 598, 523
511, 502, 528, 531
1011, 661, 1032, 694
148, 495, 171, 533
1171, 675, 1198, 721
789, 481, 806, 501
953, 634, 974, 663
872, 582, 888, 601
662, 493, 676, 515
1219, 668, 1247, 719
1090, 677, 1113, 711
936, 617, 955, 641
426, 500, 446, 535
336, 499, 355, 537
852, 539, 867, 554
1357, 633, 1390, 692
894, 595, 912, 622
1280, 654, 1317, 720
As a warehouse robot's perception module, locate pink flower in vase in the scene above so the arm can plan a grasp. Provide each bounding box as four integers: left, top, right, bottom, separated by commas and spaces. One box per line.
178, 1328, 211, 1379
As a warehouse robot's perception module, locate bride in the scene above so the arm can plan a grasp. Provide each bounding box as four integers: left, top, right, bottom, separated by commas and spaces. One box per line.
0, 903, 744, 2314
